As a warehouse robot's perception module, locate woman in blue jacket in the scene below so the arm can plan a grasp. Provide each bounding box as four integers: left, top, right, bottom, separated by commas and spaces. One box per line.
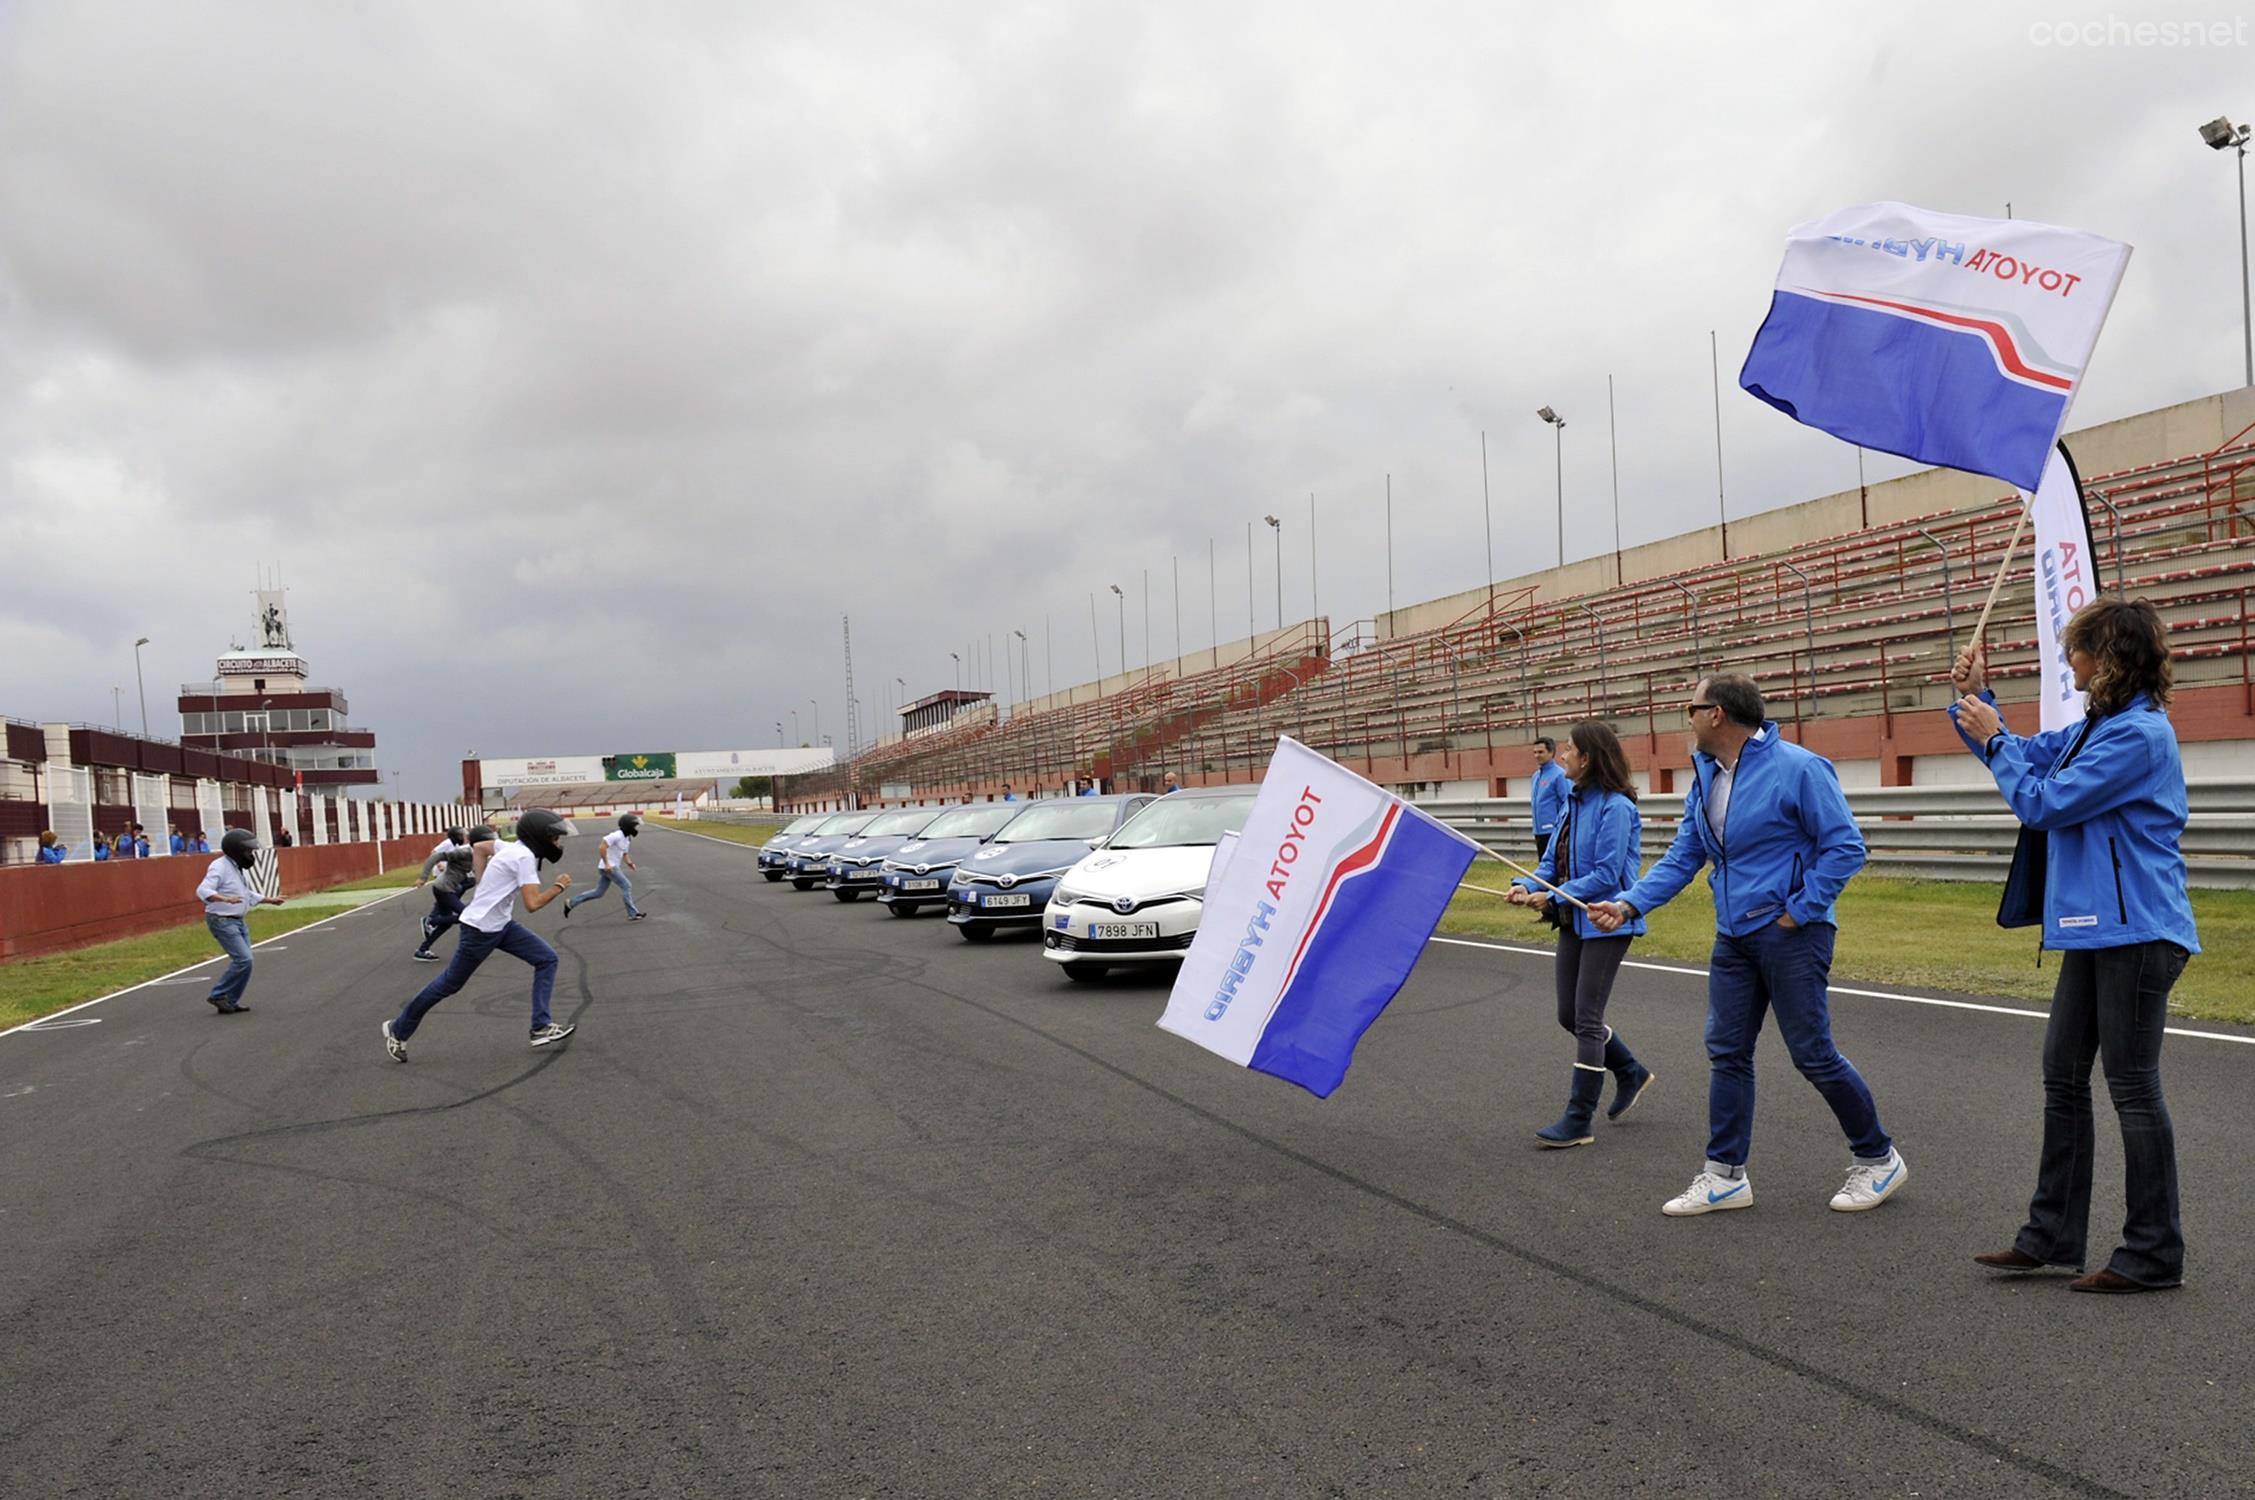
1506, 720, 1656, 1147
1950, 597, 2198, 1293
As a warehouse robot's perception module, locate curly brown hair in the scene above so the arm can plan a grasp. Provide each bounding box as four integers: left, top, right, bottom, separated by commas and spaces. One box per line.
2062, 596, 2172, 715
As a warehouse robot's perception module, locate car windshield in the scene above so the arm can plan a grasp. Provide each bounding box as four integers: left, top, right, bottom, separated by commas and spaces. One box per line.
1107, 793, 1258, 849
776, 816, 825, 837
918, 804, 1019, 839
816, 812, 879, 836
862, 808, 940, 837
993, 801, 1120, 843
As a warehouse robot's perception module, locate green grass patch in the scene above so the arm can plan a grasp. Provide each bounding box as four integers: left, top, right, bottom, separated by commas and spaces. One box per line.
326, 866, 421, 892
2, 895, 407, 1030
646, 815, 782, 848
1441, 871, 2255, 1026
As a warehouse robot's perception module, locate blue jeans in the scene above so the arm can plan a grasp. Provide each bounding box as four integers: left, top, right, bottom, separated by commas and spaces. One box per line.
418, 886, 467, 952
389, 920, 557, 1040
205, 915, 254, 1005
2016, 941, 2190, 1286
566, 867, 640, 917
1704, 921, 1890, 1168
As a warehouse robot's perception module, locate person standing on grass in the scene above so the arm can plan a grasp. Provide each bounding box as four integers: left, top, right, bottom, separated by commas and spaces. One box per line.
197, 828, 285, 1015
1505, 720, 1656, 1147
1588, 672, 1905, 1219
564, 814, 646, 922
383, 808, 576, 1061
1950, 598, 2199, 1294
1529, 738, 1569, 861
411, 824, 490, 962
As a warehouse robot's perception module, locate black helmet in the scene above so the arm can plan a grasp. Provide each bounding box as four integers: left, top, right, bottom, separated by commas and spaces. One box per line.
445, 825, 467, 846
619, 813, 642, 837
467, 823, 497, 845
516, 807, 572, 866
220, 828, 259, 869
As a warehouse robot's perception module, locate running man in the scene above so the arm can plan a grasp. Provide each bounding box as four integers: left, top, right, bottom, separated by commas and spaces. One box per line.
564, 813, 645, 921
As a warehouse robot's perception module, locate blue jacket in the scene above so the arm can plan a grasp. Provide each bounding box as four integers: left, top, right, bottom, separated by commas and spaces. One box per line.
1531, 761, 1570, 836
37, 844, 67, 864
1622, 724, 1866, 936
1514, 783, 1647, 939
1951, 692, 2200, 954
94, 842, 111, 861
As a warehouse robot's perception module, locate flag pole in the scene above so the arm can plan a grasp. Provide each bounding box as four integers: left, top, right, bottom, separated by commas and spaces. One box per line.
1969, 501, 2032, 643
1461, 840, 1592, 912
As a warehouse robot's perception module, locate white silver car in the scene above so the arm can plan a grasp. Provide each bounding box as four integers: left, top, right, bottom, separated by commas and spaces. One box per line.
1041, 786, 1260, 983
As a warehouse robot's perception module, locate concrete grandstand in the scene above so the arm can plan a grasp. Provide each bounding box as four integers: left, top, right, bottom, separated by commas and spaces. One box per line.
782, 388, 2255, 814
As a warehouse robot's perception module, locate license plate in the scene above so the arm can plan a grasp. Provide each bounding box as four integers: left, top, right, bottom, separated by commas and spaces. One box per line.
1090, 921, 1159, 940
985, 893, 1031, 908
902, 879, 941, 892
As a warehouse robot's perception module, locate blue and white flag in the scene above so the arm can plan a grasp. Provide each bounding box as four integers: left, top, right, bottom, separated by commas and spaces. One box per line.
1740, 203, 2130, 492
1157, 737, 1477, 1098
2031, 445, 2100, 731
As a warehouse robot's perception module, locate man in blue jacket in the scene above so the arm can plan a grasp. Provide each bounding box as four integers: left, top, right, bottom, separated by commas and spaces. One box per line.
1529, 738, 1569, 859
1591, 673, 1904, 1218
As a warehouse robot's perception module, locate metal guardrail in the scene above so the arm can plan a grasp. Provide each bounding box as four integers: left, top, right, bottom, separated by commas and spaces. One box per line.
1422, 780, 2255, 890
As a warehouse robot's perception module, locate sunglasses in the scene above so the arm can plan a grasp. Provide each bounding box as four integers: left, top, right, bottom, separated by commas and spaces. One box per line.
1684, 702, 1721, 719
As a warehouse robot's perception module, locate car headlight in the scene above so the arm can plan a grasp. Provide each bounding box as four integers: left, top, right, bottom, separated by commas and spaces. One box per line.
1053, 886, 1087, 906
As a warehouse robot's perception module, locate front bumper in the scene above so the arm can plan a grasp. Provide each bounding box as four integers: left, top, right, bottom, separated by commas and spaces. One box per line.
877, 867, 956, 905
1039, 896, 1203, 963
824, 859, 886, 890
947, 877, 1058, 926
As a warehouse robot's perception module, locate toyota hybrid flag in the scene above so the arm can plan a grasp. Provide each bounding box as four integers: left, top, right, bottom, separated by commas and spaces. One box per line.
1158, 738, 1477, 1098
1740, 203, 2130, 492
2031, 446, 2100, 731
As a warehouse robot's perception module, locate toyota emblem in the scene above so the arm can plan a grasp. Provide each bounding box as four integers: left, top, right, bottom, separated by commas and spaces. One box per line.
997, 872, 1017, 889
1112, 895, 1135, 914
914, 863, 929, 875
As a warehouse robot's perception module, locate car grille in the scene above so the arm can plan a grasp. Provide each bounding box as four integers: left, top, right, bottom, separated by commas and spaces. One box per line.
1044, 931, 1196, 954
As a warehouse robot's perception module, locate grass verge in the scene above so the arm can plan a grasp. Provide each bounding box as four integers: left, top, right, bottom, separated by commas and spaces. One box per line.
1440, 870, 2255, 1026
646, 815, 782, 847
2, 887, 413, 1031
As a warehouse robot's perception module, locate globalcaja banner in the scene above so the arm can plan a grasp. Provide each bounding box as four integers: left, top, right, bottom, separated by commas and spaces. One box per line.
608, 752, 678, 781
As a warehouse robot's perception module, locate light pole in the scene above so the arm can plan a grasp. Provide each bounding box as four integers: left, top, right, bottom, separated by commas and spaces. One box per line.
791, 709, 800, 745
894, 676, 906, 716
809, 701, 820, 746
2201, 115, 2253, 386
1606, 375, 1624, 586
132, 637, 150, 738
775, 721, 784, 747
1263, 514, 1281, 631
1537, 405, 1566, 569
950, 651, 961, 694
1012, 630, 1028, 705
1108, 583, 1125, 678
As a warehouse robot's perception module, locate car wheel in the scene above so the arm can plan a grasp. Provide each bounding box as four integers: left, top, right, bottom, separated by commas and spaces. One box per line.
791, 879, 814, 891
957, 922, 994, 942
1062, 962, 1107, 982
762, 871, 783, 883
885, 900, 915, 917
832, 888, 861, 902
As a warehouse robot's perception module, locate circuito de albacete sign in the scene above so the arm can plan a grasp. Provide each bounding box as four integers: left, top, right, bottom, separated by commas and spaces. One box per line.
608, 753, 678, 781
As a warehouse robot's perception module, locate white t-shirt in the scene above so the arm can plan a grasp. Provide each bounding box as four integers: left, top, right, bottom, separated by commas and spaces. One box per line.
600, 830, 631, 870
461, 841, 541, 933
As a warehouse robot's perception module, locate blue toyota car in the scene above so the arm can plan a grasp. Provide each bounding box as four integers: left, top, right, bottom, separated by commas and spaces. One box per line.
873, 801, 1023, 917
757, 814, 831, 882
945, 793, 1154, 941
783, 810, 882, 889
821, 805, 947, 901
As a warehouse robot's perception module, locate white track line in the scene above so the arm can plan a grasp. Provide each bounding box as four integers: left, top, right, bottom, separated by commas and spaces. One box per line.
1428, 935, 2255, 1046
1, 886, 419, 1041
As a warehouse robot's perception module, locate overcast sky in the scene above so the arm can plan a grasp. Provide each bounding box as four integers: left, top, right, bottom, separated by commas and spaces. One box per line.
5, 0, 2250, 797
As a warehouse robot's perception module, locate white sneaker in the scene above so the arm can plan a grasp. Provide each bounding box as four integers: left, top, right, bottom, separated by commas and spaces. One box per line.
381, 1019, 407, 1063
1830, 1149, 1908, 1212
529, 1022, 576, 1049
1662, 1170, 1754, 1216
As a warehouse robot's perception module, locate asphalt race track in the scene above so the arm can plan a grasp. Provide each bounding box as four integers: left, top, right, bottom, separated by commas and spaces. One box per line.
5, 822, 2253, 1498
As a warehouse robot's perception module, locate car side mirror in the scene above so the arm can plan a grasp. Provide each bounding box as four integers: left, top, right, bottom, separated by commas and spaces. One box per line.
1087, 836, 1108, 849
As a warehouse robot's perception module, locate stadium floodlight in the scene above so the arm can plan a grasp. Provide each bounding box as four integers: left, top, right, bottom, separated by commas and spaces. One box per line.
2200, 115, 2252, 385
1537, 406, 1567, 568
1262, 516, 1282, 631
132, 636, 151, 738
